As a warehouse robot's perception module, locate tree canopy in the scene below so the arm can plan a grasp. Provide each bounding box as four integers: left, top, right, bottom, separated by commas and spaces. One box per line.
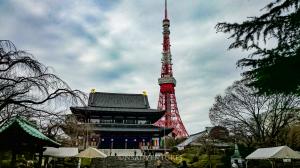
0, 40, 85, 125
209, 80, 300, 147
216, 0, 300, 95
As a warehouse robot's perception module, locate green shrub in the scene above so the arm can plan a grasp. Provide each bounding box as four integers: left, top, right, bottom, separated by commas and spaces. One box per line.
171, 146, 179, 153
80, 158, 91, 168
191, 155, 199, 163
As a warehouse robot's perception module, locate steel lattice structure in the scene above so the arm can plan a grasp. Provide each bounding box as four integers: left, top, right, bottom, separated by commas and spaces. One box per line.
154, 0, 189, 138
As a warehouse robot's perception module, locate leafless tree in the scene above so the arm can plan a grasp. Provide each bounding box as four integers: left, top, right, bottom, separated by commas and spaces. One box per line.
276, 122, 300, 150
0, 40, 86, 126
40, 114, 84, 145
209, 80, 300, 147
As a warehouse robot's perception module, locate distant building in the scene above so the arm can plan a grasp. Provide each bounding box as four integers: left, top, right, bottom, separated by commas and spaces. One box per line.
176, 126, 230, 150
176, 131, 207, 150
70, 92, 172, 149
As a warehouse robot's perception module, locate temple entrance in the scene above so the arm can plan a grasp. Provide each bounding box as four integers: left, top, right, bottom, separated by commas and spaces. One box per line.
98, 134, 153, 149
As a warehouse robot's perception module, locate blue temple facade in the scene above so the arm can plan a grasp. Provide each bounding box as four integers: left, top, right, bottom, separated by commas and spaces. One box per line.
70, 92, 172, 149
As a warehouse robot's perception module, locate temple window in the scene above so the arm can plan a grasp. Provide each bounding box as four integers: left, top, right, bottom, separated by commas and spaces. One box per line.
114, 116, 124, 123
90, 118, 100, 123
138, 120, 147, 124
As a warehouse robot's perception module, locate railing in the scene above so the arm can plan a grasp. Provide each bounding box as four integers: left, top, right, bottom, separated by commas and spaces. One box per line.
84, 123, 160, 129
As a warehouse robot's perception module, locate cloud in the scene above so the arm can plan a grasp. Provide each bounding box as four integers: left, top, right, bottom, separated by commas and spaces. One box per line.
0, 0, 267, 134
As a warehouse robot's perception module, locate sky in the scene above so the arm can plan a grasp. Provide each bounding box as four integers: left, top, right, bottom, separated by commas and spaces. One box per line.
0, 0, 268, 134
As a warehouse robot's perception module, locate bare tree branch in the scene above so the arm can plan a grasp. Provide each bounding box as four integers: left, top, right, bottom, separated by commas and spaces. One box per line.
0, 40, 87, 132
209, 80, 300, 147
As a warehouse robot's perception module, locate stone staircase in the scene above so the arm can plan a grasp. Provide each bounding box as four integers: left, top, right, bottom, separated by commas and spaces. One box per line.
101, 149, 143, 156
91, 156, 177, 168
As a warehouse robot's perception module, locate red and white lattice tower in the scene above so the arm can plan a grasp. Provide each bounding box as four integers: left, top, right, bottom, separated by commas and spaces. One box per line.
154, 0, 189, 138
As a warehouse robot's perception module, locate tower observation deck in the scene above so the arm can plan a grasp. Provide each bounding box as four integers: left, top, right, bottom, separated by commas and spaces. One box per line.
154, 0, 189, 138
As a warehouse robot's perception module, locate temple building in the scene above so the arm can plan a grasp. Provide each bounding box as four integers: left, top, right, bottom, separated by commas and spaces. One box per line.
70, 91, 172, 149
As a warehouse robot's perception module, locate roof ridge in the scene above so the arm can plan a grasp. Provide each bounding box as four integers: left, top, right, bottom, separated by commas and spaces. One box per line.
88, 106, 148, 109
71, 106, 164, 113
92, 92, 145, 96
271, 146, 287, 156
189, 130, 207, 137
16, 116, 37, 128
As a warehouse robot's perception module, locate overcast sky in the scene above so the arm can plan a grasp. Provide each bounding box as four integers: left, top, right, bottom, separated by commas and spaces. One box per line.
0, 0, 268, 134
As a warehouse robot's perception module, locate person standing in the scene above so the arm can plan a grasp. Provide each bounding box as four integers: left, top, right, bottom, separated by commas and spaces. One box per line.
144, 155, 149, 168
134, 150, 137, 157
178, 160, 188, 168
232, 161, 238, 168
156, 159, 162, 168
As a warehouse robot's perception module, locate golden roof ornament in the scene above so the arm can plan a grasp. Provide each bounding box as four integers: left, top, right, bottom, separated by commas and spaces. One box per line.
91, 88, 96, 93
142, 91, 147, 96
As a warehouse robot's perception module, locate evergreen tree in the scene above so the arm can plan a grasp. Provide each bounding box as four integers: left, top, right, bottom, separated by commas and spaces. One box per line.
216, 0, 300, 95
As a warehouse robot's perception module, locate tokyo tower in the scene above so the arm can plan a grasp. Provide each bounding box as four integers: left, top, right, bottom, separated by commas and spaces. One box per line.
155, 0, 189, 138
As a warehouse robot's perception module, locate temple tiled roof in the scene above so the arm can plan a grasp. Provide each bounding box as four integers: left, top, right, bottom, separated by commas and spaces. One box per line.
71, 106, 162, 113
87, 123, 173, 135
0, 117, 60, 147
88, 92, 150, 109
70, 91, 166, 124
71, 106, 165, 123
177, 131, 207, 148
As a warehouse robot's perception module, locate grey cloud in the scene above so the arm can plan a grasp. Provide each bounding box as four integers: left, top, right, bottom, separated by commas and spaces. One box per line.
0, 0, 267, 134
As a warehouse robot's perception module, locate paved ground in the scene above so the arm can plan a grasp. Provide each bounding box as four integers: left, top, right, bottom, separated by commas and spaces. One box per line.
91, 156, 177, 168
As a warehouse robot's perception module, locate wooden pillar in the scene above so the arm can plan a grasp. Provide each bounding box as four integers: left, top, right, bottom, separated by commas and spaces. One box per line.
45, 156, 49, 168
10, 148, 17, 168
85, 116, 89, 149
38, 148, 43, 168
269, 160, 274, 168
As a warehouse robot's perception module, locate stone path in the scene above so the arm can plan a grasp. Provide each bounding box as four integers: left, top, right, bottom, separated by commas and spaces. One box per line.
91, 156, 177, 168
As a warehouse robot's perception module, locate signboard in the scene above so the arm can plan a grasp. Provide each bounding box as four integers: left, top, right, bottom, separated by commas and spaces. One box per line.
283, 159, 291, 162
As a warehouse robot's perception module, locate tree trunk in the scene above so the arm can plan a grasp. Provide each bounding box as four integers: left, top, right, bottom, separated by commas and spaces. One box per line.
38, 148, 43, 168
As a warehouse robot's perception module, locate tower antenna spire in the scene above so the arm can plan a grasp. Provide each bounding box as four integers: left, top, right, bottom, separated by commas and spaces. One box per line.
155, 0, 189, 138
165, 0, 168, 19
